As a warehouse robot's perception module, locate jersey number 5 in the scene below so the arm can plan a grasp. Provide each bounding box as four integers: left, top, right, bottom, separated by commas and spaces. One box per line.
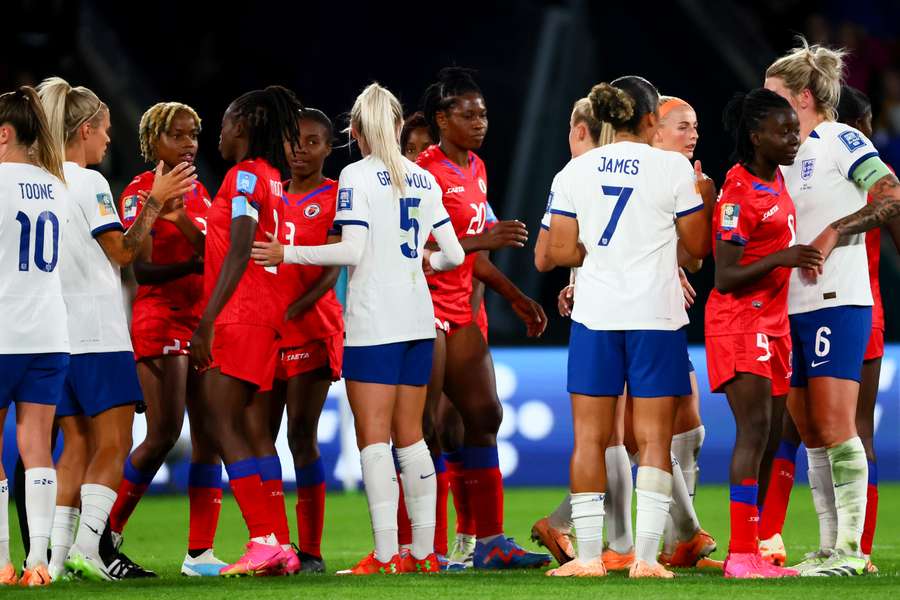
16, 210, 60, 272
598, 186, 633, 246
400, 197, 421, 258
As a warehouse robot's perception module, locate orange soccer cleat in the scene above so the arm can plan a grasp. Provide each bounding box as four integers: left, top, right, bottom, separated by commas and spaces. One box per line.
629, 559, 675, 579
399, 552, 440, 574
0, 563, 18, 585
18, 565, 52, 587
530, 517, 575, 566
336, 552, 401, 575
663, 529, 717, 567
546, 557, 607, 577
601, 548, 635, 571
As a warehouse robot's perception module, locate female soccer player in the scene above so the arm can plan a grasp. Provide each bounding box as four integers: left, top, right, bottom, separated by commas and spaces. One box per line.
402, 112, 433, 161
764, 37, 900, 576
37, 77, 195, 581
418, 67, 549, 570
189, 85, 302, 577
104, 102, 226, 577
0, 86, 69, 587
252, 82, 464, 575
546, 76, 713, 578
707, 88, 821, 578
245, 107, 343, 574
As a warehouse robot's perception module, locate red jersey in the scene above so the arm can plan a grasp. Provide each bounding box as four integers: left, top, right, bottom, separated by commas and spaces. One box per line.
119, 171, 211, 323
276, 178, 344, 347
204, 159, 286, 329
417, 145, 489, 324
705, 164, 796, 337
865, 164, 893, 331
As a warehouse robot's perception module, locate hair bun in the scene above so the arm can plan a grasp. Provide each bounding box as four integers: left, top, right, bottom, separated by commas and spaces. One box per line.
588, 83, 634, 127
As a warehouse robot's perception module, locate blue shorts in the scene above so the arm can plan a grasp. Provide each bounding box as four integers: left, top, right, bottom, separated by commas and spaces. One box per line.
343, 339, 434, 386
57, 351, 143, 418
790, 306, 872, 387
568, 321, 692, 397
0, 353, 70, 410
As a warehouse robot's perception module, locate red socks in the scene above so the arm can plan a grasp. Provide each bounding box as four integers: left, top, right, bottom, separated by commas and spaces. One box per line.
226, 459, 274, 539
435, 460, 450, 555
109, 456, 153, 534
861, 461, 878, 556
463, 446, 504, 538
759, 441, 798, 540
295, 458, 326, 558
729, 480, 759, 554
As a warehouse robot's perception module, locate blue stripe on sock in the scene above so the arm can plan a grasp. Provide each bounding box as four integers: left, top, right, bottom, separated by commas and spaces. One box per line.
868, 461, 878, 486
123, 456, 155, 485
391, 446, 402, 472
295, 458, 325, 487
433, 453, 447, 474
257, 455, 282, 482
730, 483, 758, 505
444, 450, 464, 464
774, 440, 799, 462
188, 463, 223, 489
225, 458, 260, 481
463, 445, 499, 469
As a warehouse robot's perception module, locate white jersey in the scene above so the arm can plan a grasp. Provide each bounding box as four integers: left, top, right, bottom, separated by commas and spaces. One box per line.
549, 142, 703, 330
0, 163, 70, 354
335, 155, 451, 346
540, 173, 560, 230
60, 162, 133, 354
781, 121, 874, 315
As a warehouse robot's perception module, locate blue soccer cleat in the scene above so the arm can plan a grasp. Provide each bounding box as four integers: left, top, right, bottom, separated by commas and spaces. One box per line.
473, 536, 551, 570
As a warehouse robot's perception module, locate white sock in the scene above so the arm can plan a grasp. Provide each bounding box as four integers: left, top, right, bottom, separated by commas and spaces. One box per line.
24, 468, 57, 568
395, 440, 436, 560
828, 437, 868, 555
0, 480, 9, 566
807, 447, 837, 551
75, 484, 117, 556
604, 445, 634, 554
50, 506, 80, 573
571, 492, 604, 562
667, 455, 700, 543
548, 494, 572, 532
634, 467, 672, 565
671, 426, 704, 496
360, 443, 399, 563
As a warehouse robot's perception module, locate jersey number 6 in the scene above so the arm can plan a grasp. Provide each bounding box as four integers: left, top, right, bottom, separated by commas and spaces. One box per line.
598, 186, 633, 246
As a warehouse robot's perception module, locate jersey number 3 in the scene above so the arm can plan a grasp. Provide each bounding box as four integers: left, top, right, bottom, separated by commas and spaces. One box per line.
598, 186, 633, 246
16, 210, 60, 272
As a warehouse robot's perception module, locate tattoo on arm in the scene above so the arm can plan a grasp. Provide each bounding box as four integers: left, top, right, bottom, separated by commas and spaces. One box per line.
831, 174, 900, 235
123, 196, 163, 253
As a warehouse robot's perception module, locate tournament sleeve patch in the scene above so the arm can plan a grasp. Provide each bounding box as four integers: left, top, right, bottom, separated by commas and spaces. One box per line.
839, 130, 866, 153
236, 170, 258, 194
337, 188, 353, 211
544, 192, 554, 214
96, 192, 116, 217
122, 195, 140, 222
231, 195, 259, 221
720, 203, 739, 230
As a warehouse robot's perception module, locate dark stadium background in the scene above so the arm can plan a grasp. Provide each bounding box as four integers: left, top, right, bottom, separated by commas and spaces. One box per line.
4, 0, 899, 346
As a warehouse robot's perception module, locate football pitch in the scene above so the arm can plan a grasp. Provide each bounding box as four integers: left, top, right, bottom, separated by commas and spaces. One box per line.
4, 484, 899, 598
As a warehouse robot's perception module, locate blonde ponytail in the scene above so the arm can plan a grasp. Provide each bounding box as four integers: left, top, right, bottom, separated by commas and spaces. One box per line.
350, 83, 406, 194
0, 87, 65, 182
766, 36, 846, 120
36, 76, 107, 155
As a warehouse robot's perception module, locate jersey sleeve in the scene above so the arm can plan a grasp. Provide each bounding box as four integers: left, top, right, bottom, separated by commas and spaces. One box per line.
332, 167, 370, 231
231, 166, 265, 222
87, 172, 124, 237
714, 178, 759, 246
484, 201, 498, 230
670, 154, 704, 218
829, 126, 880, 183
548, 171, 576, 218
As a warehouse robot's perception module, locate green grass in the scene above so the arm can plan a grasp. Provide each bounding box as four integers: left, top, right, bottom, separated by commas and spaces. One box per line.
4, 484, 899, 598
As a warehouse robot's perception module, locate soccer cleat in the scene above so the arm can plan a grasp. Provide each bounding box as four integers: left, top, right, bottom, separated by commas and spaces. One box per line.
473, 536, 552, 570
546, 556, 607, 577
864, 556, 878, 574
437, 554, 468, 571
759, 533, 787, 566
219, 541, 284, 577
601, 548, 635, 571
629, 559, 675, 579
296, 550, 326, 573
0, 563, 18, 585
400, 552, 440, 573
18, 565, 52, 587
106, 550, 157, 579
448, 533, 476, 567
801, 551, 867, 577
790, 550, 832, 574
65, 546, 114, 582
181, 550, 227, 577
530, 517, 575, 566
724, 552, 796, 579
275, 546, 300, 576
336, 552, 401, 575
663, 529, 717, 567
695, 557, 725, 570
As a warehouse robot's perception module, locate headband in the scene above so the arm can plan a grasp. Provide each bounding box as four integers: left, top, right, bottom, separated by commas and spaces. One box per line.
659, 97, 692, 120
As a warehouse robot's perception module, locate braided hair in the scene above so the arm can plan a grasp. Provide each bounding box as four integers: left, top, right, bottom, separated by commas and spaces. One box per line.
138, 102, 201, 162
230, 85, 303, 174
421, 67, 482, 142
722, 88, 793, 165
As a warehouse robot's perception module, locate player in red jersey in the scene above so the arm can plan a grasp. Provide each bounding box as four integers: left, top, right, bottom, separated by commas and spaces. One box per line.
189, 86, 302, 577
418, 67, 550, 569
706, 89, 821, 578
244, 108, 343, 575
104, 102, 228, 578
402, 112, 433, 162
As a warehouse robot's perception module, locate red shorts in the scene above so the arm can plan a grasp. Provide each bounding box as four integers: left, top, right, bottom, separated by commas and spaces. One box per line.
433, 300, 475, 337
131, 315, 196, 361
706, 332, 792, 397
865, 327, 885, 361
210, 323, 280, 392
275, 332, 343, 382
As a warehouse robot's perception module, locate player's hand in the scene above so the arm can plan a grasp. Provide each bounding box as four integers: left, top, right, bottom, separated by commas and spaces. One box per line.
679, 267, 696, 308
480, 220, 529, 250
694, 161, 717, 208
809, 226, 839, 272
149, 160, 196, 204
557, 284, 574, 317
158, 196, 186, 222
512, 294, 548, 337
421, 249, 435, 276
775, 244, 824, 270
251, 233, 285, 266
285, 300, 312, 321
190, 320, 214, 369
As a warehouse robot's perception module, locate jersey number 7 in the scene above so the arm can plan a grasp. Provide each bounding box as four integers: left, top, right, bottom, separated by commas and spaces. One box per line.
597, 186, 633, 246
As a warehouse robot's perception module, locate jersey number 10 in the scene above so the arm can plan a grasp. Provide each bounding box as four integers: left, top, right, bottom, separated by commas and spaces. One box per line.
16, 210, 60, 272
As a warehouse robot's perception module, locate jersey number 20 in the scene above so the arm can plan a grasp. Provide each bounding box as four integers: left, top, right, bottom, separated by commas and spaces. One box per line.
598, 186, 633, 246
16, 210, 60, 272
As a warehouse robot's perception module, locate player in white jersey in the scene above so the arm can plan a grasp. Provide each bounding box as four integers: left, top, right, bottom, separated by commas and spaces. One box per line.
764, 38, 900, 577
252, 82, 463, 575
0, 86, 69, 587
546, 76, 713, 578
36, 78, 195, 582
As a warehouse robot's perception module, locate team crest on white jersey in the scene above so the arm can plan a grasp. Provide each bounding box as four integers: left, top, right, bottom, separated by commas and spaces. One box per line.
801, 159, 815, 181
303, 203, 321, 219
478, 177, 487, 194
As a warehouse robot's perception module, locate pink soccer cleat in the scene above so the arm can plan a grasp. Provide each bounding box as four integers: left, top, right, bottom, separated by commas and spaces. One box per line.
220, 541, 284, 577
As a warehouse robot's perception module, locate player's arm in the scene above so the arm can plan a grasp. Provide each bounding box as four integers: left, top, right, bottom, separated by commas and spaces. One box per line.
677, 239, 703, 272
547, 213, 584, 268
133, 254, 203, 285
471, 251, 489, 313
473, 253, 547, 337
885, 215, 900, 255
674, 161, 716, 259
285, 265, 341, 321
714, 240, 823, 294
165, 210, 205, 256
460, 219, 528, 253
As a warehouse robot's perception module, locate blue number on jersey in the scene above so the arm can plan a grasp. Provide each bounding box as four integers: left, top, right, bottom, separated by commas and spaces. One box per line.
399, 197, 421, 258
598, 186, 633, 246
16, 210, 60, 272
